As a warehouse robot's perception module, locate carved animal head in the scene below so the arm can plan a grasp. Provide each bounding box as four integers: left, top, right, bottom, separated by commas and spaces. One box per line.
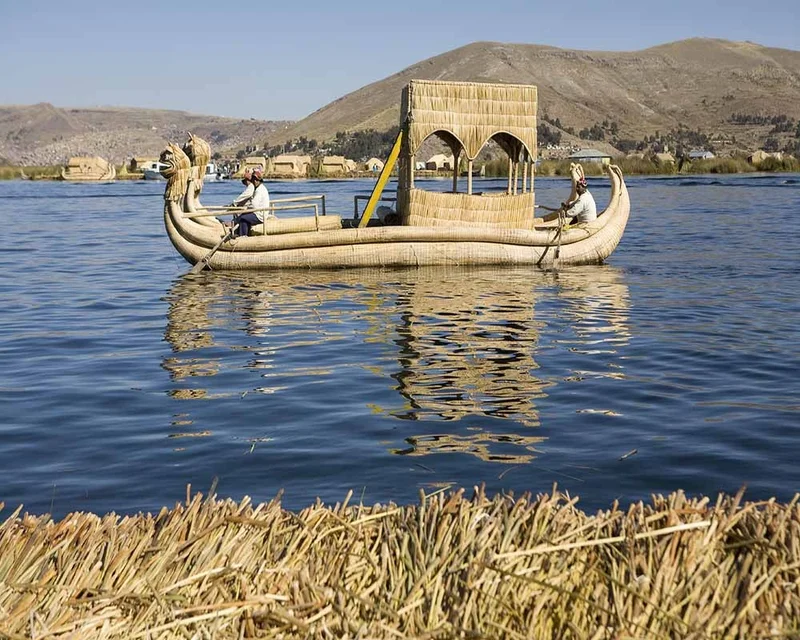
183, 132, 211, 170
160, 143, 192, 202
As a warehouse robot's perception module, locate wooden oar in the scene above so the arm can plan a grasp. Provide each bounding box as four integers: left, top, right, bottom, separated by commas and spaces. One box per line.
535, 204, 563, 212
189, 224, 237, 274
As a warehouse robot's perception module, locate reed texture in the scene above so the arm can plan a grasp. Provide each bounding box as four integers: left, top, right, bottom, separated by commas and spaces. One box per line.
402, 80, 538, 161
404, 190, 535, 229
1, 487, 798, 638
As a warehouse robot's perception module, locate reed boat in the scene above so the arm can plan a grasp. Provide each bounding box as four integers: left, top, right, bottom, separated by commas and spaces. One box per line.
61, 155, 116, 181
162, 80, 630, 271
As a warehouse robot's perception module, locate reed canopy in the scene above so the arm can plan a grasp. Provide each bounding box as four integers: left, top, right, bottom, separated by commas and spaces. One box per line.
397, 80, 540, 227
401, 79, 538, 161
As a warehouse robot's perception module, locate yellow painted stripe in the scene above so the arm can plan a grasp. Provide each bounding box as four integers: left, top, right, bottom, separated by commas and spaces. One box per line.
358, 131, 403, 228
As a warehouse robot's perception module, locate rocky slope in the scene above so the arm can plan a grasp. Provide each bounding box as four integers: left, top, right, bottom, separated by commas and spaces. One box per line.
3, 38, 799, 164
0, 103, 292, 165
273, 38, 800, 154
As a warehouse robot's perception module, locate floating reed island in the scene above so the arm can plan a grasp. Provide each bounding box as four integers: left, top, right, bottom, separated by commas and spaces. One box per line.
1, 486, 799, 638
163, 80, 630, 272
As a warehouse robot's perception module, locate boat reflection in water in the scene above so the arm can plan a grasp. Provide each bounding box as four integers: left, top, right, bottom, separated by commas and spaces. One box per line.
162, 266, 630, 465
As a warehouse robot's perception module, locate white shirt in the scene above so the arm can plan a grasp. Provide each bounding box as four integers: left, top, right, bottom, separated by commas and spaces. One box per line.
232, 183, 254, 207
251, 183, 272, 222
569, 191, 597, 223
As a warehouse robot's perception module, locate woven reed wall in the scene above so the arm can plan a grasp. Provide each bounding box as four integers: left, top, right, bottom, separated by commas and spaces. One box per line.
401, 80, 537, 160
403, 189, 536, 230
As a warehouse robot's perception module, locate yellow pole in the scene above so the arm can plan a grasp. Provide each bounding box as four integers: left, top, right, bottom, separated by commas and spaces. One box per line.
358, 131, 403, 228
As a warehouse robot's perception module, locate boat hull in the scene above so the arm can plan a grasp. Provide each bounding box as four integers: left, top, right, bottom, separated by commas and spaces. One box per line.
164, 165, 630, 271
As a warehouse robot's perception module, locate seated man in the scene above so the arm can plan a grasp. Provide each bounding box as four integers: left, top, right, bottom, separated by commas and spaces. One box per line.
235, 167, 273, 237
562, 177, 597, 224
232, 168, 254, 207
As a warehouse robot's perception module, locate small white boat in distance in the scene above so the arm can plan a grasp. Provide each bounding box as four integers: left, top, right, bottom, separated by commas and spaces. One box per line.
204, 162, 220, 182
142, 160, 168, 180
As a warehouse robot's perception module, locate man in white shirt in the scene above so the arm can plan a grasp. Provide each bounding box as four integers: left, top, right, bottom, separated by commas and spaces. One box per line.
231, 168, 254, 207
234, 167, 273, 237
562, 177, 597, 224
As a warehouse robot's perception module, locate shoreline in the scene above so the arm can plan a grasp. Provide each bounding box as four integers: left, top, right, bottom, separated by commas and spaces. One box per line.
1, 486, 798, 637
2, 157, 799, 182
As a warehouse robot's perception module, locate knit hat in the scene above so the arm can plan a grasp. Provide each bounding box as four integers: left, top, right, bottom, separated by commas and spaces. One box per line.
251, 167, 263, 180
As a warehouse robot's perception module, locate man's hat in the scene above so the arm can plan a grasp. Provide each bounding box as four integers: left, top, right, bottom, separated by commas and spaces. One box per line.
251, 167, 263, 180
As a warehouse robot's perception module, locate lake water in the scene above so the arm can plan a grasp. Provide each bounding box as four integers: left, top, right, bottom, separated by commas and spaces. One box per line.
1, 173, 799, 518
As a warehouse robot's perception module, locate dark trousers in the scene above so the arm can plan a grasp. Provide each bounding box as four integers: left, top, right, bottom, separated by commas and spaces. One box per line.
235, 213, 261, 237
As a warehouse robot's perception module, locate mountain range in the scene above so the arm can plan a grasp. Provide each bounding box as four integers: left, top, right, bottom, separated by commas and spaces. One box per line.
1, 38, 799, 165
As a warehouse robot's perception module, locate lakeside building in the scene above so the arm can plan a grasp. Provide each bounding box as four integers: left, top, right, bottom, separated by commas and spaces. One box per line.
688, 149, 715, 160
237, 155, 269, 177
365, 157, 385, 173
268, 155, 311, 178
748, 150, 783, 166
425, 154, 455, 171
569, 149, 612, 165
315, 155, 352, 177
654, 152, 676, 165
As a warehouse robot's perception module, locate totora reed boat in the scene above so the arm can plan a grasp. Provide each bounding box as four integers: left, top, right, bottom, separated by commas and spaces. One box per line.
161, 80, 630, 271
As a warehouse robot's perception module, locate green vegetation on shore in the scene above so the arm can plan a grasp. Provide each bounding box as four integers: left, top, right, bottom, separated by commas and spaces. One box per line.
0, 165, 61, 180
486, 154, 800, 177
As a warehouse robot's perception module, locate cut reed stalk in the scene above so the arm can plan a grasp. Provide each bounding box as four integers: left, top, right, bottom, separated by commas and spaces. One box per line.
1, 487, 799, 638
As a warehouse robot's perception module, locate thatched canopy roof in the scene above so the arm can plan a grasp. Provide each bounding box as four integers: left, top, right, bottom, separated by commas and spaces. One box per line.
66, 156, 111, 170
401, 80, 538, 161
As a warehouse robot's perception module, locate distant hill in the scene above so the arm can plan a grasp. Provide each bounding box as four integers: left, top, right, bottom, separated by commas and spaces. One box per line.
271, 38, 800, 155
3, 38, 799, 165
0, 103, 292, 165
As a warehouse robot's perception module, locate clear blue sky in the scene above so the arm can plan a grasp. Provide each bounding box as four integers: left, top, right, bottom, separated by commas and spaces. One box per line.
1, 0, 797, 120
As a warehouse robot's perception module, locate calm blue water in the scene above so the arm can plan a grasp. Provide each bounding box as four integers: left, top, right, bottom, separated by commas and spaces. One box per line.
1, 173, 799, 518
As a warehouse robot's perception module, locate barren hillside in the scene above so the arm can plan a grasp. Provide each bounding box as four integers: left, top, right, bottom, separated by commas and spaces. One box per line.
272, 38, 800, 153
0, 104, 292, 165
3, 38, 799, 164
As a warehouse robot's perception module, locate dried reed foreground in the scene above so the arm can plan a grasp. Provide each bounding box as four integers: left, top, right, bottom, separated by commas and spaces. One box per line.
2, 486, 799, 638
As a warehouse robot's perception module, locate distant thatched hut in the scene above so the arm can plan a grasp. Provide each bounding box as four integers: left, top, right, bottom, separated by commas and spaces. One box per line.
748, 149, 783, 166
236, 155, 269, 178
425, 154, 455, 171
268, 155, 311, 178
365, 157, 385, 173
61, 156, 116, 181
315, 156, 351, 177
654, 152, 676, 165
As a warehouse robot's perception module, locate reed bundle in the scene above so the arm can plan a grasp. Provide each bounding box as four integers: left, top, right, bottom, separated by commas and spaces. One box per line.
251, 215, 342, 236
183, 133, 211, 184
1, 486, 799, 638
161, 143, 191, 204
